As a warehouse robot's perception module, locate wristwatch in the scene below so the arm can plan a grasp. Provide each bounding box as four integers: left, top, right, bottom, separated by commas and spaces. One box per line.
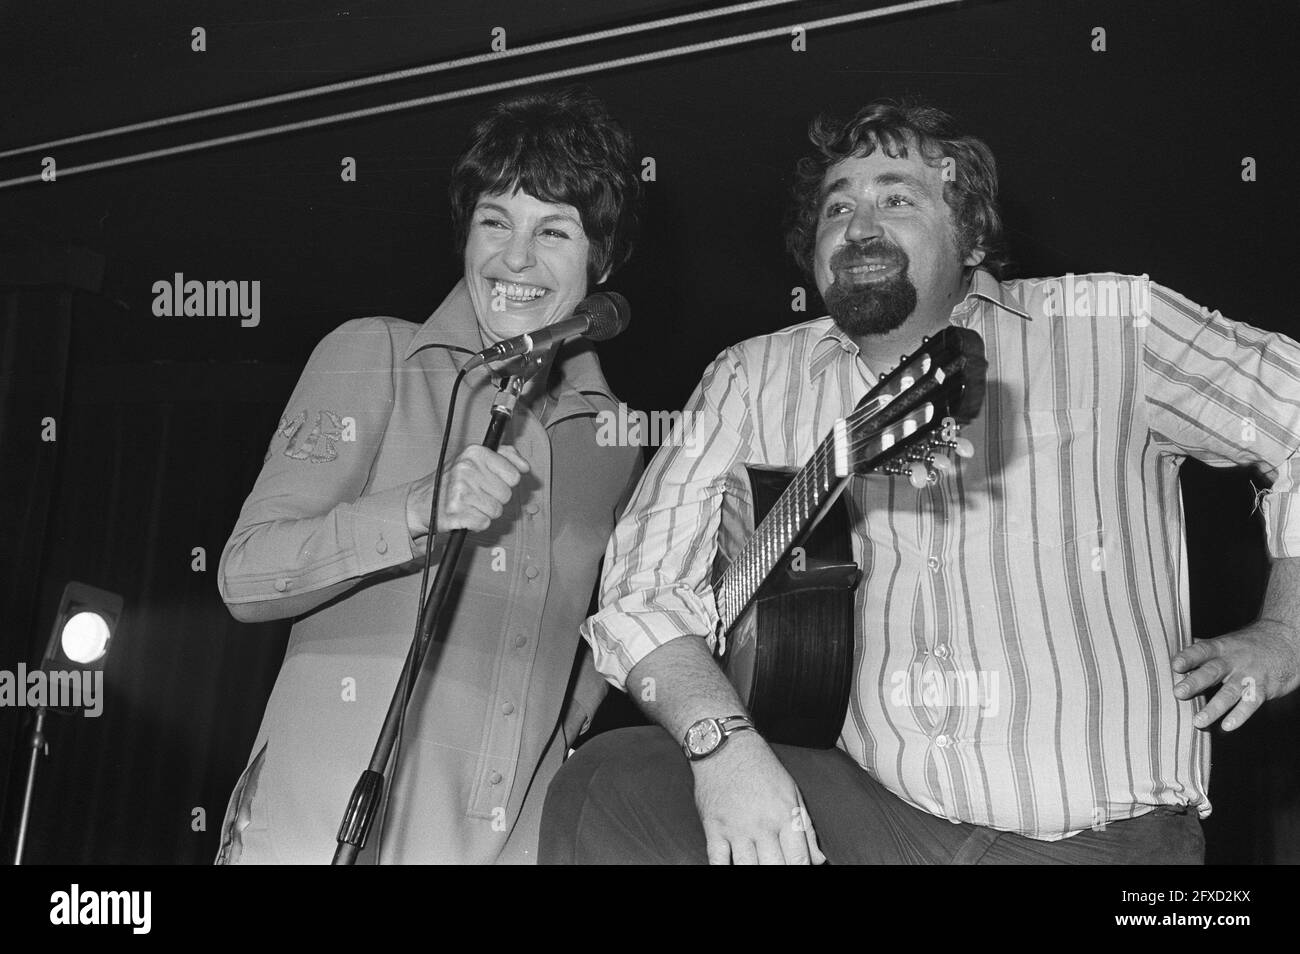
682, 715, 755, 761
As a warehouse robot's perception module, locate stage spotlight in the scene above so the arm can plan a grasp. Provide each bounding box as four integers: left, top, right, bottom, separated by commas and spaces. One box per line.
12, 581, 124, 864
42, 581, 122, 674
61, 611, 112, 665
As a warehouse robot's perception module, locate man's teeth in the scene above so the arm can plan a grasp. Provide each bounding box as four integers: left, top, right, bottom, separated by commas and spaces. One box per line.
847, 263, 894, 273
493, 280, 548, 302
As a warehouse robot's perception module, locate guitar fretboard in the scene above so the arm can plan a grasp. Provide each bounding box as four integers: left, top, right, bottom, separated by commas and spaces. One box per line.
714, 419, 849, 633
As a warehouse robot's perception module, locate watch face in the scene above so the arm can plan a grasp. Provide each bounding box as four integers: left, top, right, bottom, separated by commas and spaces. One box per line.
686, 719, 722, 755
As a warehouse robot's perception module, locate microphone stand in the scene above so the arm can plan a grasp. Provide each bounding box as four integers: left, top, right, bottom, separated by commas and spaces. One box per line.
332, 361, 536, 865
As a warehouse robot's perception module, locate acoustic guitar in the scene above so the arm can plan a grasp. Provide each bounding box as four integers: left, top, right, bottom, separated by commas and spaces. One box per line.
711, 325, 988, 747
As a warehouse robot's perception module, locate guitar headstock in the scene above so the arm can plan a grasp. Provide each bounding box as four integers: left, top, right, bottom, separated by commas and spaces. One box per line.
838, 327, 988, 487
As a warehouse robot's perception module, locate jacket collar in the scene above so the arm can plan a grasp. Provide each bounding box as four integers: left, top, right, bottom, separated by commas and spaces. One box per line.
404, 279, 617, 422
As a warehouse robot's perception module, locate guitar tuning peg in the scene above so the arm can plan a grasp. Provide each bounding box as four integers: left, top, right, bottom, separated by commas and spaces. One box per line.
908, 462, 929, 489
954, 437, 975, 459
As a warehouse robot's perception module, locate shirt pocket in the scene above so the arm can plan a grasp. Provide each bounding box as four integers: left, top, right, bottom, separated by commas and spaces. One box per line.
994, 408, 1100, 548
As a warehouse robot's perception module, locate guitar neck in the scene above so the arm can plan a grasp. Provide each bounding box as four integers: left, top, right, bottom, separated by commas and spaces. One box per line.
715, 419, 850, 633
712, 324, 987, 637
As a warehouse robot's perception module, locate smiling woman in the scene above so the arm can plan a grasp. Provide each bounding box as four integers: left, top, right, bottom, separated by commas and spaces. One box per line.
464, 190, 595, 347
213, 85, 644, 865
451, 89, 638, 347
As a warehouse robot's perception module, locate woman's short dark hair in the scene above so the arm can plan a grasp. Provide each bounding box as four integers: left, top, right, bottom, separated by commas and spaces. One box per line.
785, 100, 1010, 279
450, 86, 640, 282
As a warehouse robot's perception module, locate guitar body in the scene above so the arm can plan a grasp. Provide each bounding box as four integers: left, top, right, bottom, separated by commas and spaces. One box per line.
712, 465, 860, 748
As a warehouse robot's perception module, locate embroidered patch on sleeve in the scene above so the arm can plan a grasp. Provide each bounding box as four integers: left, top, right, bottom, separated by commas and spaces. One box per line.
277, 410, 344, 463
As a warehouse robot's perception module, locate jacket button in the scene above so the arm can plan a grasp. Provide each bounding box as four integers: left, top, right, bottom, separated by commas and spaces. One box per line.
274, 578, 291, 592
524, 503, 539, 515
501, 702, 515, 715
524, 566, 539, 580
514, 635, 528, 648
376, 537, 388, 554
488, 771, 503, 785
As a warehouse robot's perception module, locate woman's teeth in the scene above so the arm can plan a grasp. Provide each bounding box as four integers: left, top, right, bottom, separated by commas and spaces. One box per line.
493, 280, 548, 302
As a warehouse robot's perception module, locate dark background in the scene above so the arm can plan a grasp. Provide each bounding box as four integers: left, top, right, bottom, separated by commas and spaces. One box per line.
0, 0, 1296, 864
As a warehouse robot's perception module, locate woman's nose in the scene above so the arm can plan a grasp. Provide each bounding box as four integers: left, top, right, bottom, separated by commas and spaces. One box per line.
502, 232, 536, 272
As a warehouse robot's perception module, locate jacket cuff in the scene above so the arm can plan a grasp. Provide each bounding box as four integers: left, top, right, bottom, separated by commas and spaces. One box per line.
345, 482, 417, 574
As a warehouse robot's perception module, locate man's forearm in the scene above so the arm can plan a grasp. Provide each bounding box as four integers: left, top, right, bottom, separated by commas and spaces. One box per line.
626, 636, 749, 741
1259, 556, 1300, 637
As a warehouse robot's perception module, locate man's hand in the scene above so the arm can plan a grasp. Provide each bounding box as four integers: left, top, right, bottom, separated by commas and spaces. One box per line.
406, 444, 530, 546
690, 731, 826, 865
1172, 619, 1300, 731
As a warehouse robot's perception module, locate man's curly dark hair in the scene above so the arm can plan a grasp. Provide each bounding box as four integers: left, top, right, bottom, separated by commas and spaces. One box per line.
785, 100, 1010, 279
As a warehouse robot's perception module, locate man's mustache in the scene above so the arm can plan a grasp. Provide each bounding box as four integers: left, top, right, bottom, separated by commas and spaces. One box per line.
829, 242, 908, 272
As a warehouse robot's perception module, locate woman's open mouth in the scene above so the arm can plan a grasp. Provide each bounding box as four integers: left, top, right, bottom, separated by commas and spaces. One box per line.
490, 279, 550, 303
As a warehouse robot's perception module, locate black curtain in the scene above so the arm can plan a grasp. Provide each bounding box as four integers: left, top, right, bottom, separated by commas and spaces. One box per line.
0, 275, 294, 864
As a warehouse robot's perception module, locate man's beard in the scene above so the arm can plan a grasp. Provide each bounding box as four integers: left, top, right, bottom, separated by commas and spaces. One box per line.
823, 245, 917, 337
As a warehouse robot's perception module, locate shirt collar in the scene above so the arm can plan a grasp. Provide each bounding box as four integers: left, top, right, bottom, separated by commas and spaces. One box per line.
809, 267, 1030, 376
961, 267, 1032, 323
404, 278, 617, 421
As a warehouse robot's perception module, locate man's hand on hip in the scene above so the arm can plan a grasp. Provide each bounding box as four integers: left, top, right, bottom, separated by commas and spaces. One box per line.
1172, 619, 1300, 731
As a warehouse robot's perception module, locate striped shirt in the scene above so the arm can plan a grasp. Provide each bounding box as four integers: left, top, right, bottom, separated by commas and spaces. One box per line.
582, 269, 1300, 840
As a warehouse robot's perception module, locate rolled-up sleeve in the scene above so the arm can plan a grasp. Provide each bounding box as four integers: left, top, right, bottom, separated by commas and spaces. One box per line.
1142, 282, 1300, 558
582, 348, 754, 688
218, 317, 418, 623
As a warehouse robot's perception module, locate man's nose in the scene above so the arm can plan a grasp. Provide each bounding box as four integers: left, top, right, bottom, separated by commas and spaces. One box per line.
845, 206, 882, 244
503, 231, 536, 272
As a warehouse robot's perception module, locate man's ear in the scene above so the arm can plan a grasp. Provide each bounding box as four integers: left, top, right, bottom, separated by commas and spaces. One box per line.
963, 243, 987, 269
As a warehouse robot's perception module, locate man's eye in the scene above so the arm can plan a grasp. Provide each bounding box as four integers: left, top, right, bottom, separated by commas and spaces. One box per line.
823, 202, 851, 218
884, 195, 914, 207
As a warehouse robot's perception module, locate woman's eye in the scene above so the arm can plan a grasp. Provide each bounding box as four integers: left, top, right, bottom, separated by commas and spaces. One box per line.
540, 228, 571, 240
478, 218, 508, 229
884, 195, 914, 207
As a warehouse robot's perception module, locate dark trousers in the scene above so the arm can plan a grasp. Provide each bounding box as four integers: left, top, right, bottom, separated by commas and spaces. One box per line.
539, 726, 1205, 864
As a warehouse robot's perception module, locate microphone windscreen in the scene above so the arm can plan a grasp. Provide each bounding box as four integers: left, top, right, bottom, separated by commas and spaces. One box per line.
576, 292, 630, 341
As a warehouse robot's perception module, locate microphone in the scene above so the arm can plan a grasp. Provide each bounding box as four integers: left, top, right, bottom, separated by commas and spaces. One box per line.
462, 292, 630, 371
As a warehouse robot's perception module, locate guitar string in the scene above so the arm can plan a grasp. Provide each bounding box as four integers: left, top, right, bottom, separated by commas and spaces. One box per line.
721, 376, 913, 606
717, 350, 968, 627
